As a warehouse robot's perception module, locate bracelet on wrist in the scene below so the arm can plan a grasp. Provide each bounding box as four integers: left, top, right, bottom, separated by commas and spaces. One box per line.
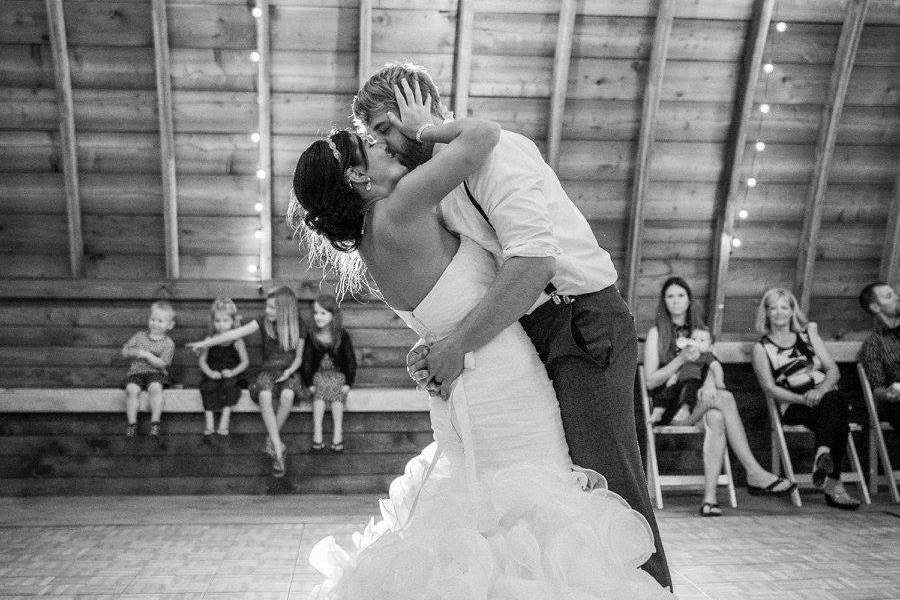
415, 122, 434, 143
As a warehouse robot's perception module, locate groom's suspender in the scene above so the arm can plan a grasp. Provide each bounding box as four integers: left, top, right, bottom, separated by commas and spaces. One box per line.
462, 180, 562, 301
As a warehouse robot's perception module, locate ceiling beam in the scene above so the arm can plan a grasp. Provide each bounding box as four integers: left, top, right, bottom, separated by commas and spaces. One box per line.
452, 0, 475, 118
255, 0, 273, 281
881, 170, 900, 288
151, 0, 180, 279
795, 0, 870, 312
708, 0, 775, 338
358, 0, 372, 88
547, 0, 577, 171
44, 0, 83, 278
623, 0, 676, 307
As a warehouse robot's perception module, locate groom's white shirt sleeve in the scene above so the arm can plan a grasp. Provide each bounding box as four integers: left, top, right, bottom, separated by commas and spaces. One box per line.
442, 130, 618, 298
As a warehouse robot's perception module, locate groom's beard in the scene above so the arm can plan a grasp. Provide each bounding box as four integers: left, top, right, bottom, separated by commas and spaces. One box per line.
398, 140, 435, 171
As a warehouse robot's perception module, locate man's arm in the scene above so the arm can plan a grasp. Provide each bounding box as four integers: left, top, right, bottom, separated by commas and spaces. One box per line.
424, 255, 554, 397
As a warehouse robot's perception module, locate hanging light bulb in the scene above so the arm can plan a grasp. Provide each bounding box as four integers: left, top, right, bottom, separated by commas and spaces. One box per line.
775, 21, 787, 32
251, 6, 263, 18
256, 168, 267, 180
731, 237, 742, 248
254, 202, 263, 213
738, 209, 749, 219
755, 141, 766, 152
759, 103, 770, 114
250, 51, 261, 63
746, 177, 757, 188
250, 132, 260, 143
763, 63, 774, 74
254, 228, 263, 239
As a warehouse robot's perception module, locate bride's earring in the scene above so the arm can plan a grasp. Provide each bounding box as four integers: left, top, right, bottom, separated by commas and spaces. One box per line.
365, 179, 372, 192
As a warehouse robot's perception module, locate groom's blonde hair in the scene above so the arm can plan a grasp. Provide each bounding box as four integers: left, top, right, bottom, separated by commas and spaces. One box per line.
352, 62, 450, 133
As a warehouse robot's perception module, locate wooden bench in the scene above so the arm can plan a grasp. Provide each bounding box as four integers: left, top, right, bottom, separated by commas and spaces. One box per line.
0, 386, 426, 413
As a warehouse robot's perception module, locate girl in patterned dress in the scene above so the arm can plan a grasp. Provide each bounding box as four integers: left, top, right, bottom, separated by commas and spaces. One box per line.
197, 298, 249, 440
302, 294, 357, 453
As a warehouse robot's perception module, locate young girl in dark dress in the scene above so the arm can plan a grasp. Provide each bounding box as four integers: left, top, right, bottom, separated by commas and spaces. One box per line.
198, 298, 249, 440
189, 287, 306, 477
302, 294, 357, 453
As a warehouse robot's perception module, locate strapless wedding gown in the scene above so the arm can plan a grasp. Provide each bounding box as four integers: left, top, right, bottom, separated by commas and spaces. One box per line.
309, 238, 674, 599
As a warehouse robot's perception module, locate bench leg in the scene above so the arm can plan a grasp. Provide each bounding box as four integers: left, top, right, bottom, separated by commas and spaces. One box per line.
847, 430, 871, 505
723, 446, 737, 508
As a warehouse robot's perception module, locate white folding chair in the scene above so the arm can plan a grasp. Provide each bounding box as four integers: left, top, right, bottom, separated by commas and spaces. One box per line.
857, 364, 899, 502
639, 366, 737, 510
766, 393, 870, 507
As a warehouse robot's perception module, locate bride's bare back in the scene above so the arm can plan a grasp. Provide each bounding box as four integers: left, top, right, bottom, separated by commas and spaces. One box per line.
357, 205, 459, 312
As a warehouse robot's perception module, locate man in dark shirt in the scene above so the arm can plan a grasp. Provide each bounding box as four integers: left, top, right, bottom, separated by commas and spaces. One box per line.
858, 282, 900, 432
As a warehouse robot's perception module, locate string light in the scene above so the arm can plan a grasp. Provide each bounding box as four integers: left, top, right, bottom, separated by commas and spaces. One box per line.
254, 202, 263, 213
250, 132, 260, 143
251, 6, 263, 18
759, 103, 770, 114
254, 229, 263, 239
731, 238, 742, 248
775, 21, 787, 32
250, 51, 260, 63
746, 177, 757, 188
256, 168, 267, 180
755, 141, 766, 151
247, 264, 258, 273
738, 209, 749, 219
763, 63, 774, 74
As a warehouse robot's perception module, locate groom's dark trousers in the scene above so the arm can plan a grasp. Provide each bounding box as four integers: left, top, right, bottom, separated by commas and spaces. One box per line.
520, 284, 672, 590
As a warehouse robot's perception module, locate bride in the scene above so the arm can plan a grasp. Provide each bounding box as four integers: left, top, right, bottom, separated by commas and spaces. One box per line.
289, 79, 674, 599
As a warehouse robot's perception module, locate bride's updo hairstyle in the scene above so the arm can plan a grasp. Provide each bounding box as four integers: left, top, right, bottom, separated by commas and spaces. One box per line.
290, 128, 368, 253
288, 129, 374, 301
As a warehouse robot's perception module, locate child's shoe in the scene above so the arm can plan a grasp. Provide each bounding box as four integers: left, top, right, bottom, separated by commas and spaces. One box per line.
125, 423, 137, 438
149, 421, 161, 437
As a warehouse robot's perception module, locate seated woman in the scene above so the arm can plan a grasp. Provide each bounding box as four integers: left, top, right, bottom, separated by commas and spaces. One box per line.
644, 277, 795, 516
751, 287, 860, 510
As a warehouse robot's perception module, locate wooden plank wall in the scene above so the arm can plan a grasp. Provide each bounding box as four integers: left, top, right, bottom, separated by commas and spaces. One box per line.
1, 0, 898, 366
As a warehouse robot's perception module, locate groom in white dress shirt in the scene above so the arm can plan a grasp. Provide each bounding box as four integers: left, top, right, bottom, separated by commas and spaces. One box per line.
353, 62, 671, 589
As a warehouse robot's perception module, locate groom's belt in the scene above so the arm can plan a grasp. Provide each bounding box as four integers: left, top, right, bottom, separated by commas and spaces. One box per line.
544, 282, 575, 305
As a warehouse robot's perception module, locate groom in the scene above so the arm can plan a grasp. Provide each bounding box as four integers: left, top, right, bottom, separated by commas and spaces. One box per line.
353, 62, 671, 589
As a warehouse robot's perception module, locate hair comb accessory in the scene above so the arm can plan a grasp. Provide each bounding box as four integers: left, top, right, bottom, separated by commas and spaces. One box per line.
326, 136, 342, 164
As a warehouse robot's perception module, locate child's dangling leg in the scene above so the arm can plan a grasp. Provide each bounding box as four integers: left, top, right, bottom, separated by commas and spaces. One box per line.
330, 400, 344, 453
312, 396, 326, 452
218, 406, 231, 437
124, 382, 141, 437
203, 410, 215, 443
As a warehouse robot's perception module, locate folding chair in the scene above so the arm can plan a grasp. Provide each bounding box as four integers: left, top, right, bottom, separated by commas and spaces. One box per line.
639, 366, 737, 510
766, 393, 870, 507
856, 364, 899, 502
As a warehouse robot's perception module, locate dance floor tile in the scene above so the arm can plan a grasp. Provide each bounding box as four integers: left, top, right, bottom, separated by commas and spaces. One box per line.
0, 493, 898, 599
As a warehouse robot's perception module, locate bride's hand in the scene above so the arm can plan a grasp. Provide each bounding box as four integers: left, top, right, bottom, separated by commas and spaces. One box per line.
387, 78, 433, 141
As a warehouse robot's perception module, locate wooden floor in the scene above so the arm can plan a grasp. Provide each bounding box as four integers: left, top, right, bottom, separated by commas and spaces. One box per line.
0, 489, 898, 600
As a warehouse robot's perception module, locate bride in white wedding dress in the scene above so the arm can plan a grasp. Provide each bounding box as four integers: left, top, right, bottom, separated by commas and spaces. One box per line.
289, 80, 674, 599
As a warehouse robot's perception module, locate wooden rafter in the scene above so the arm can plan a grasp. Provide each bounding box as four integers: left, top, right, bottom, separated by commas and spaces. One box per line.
256, 0, 273, 281
547, 0, 576, 171
623, 0, 676, 307
452, 0, 475, 118
708, 0, 775, 338
151, 0, 179, 279
44, 0, 83, 278
795, 0, 870, 311
358, 0, 372, 88
881, 170, 900, 288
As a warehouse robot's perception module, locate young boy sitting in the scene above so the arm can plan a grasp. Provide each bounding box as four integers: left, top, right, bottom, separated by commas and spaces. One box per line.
121, 300, 176, 440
